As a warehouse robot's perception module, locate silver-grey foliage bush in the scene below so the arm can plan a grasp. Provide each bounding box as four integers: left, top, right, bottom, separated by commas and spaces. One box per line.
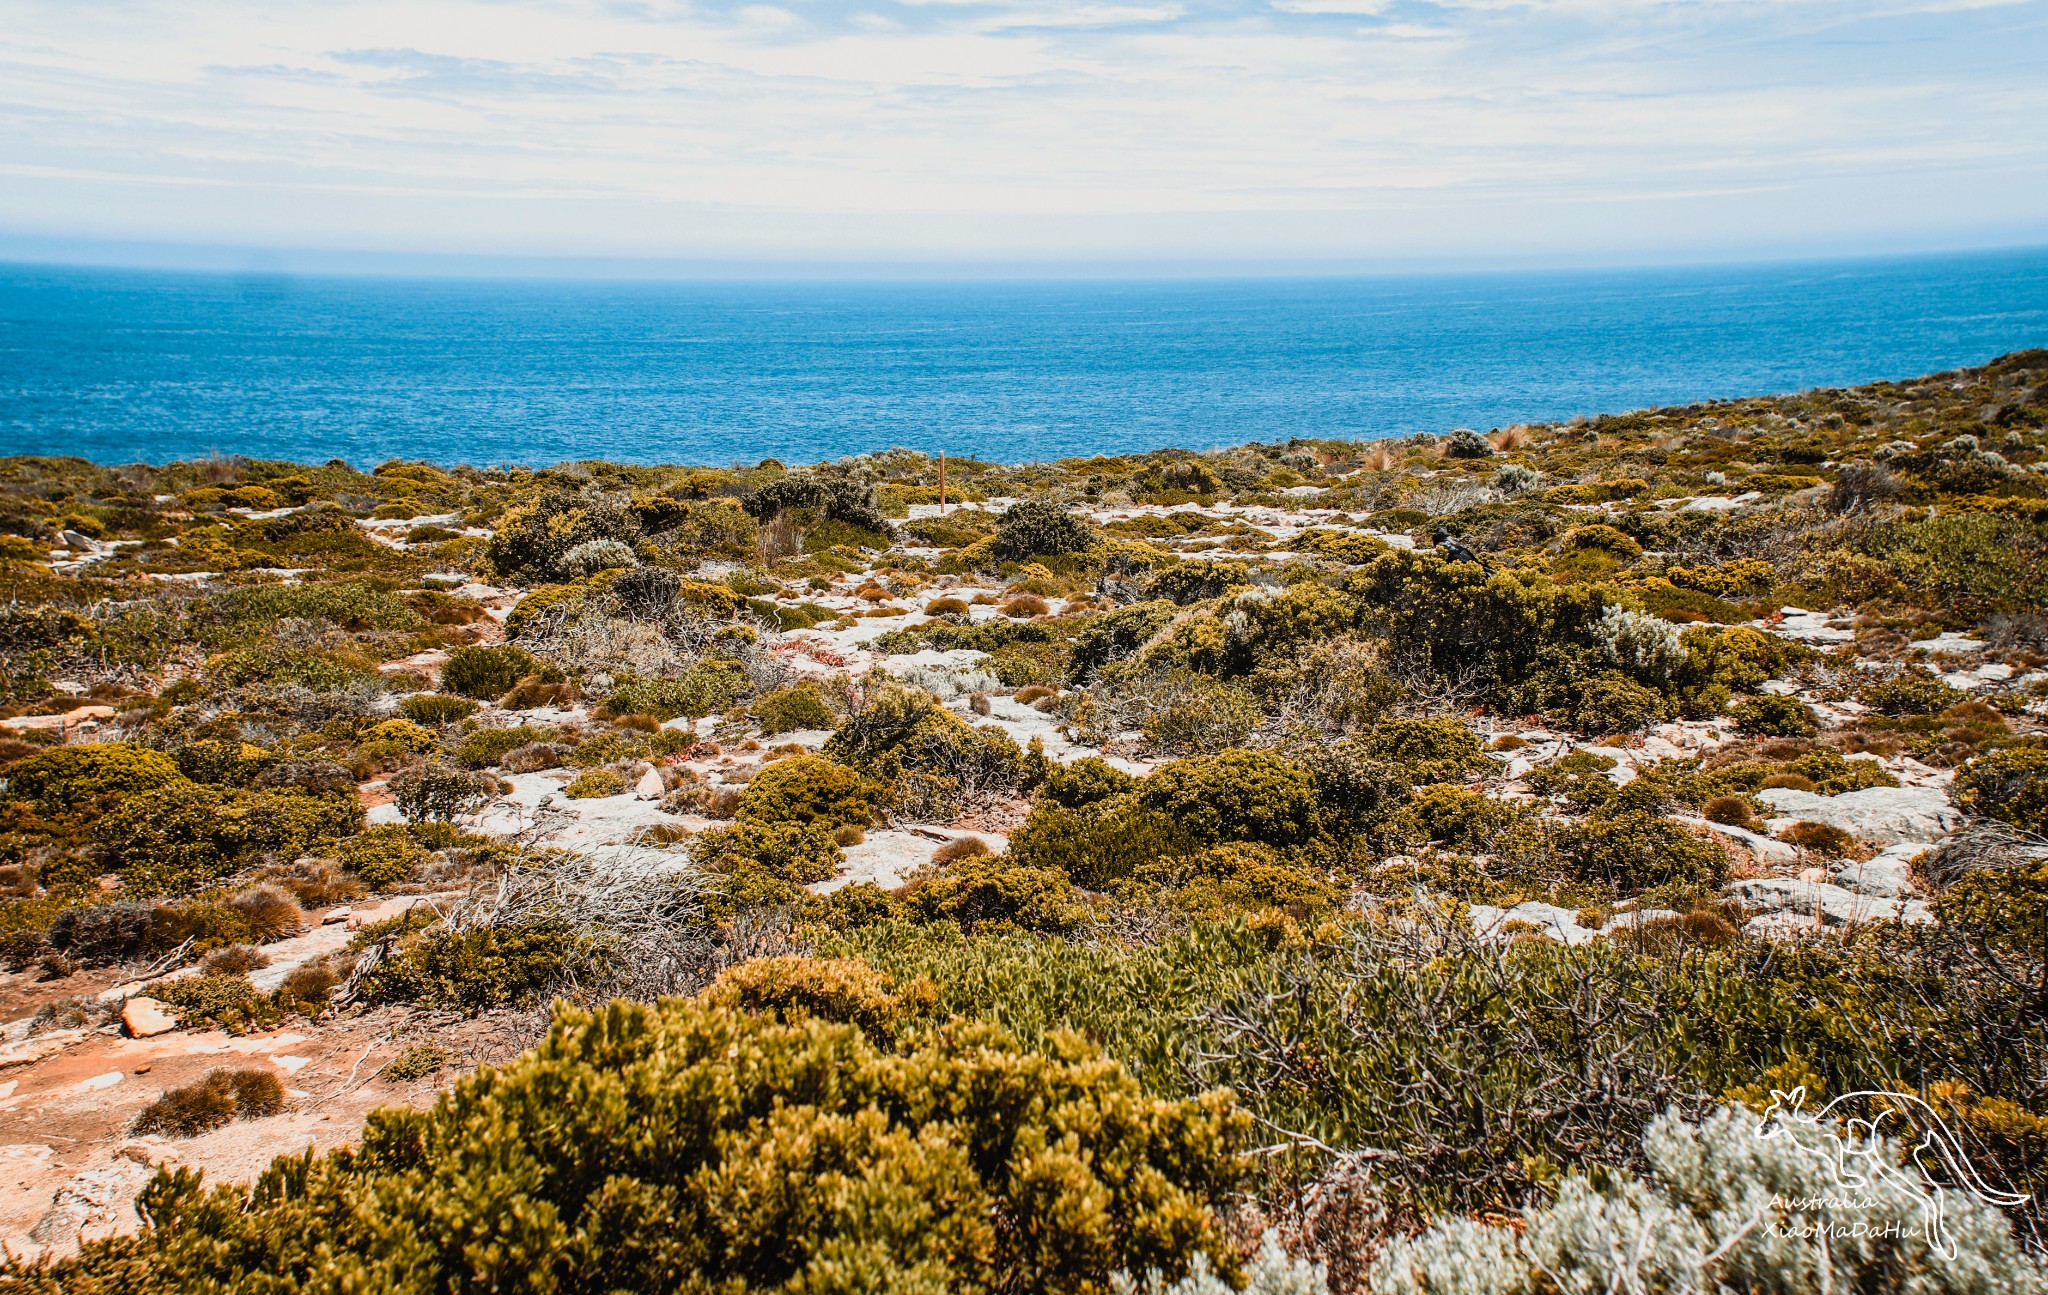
1370, 1105, 2044, 1295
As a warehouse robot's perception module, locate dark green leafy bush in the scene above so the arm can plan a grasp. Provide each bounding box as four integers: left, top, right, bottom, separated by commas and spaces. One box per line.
1066, 600, 1176, 683
993, 500, 1097, 561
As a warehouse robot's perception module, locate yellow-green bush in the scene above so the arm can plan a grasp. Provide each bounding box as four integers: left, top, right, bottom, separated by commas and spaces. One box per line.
909, 853, 1093, 934
822, 683, 1024, 819
337, 824, 429, 887
1137, 750, 1320, 849
1954, 745, 2048, 833
734, 754, 885, 830
700, 955, 937, 1044
565, 768, 627, 799
1005, 793, 1194, 889
4, 998, 1252, 1295
97, 785, 362, 897
752, 682, 836, 734
693, 819, 843, 884
441, 643, 539, 699
3, 742, 184, 816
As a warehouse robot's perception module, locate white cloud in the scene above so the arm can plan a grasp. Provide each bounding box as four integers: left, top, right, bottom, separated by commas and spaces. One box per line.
0, 0, 2042, 264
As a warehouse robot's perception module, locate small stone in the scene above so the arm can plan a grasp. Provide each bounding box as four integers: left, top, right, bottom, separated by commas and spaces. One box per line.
634, 767, 665, 800
322, 906, 352, 925
121, 997, 177, 1039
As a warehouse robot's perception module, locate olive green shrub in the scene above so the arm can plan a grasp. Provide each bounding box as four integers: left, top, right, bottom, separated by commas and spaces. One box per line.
96, 785, 362, 896
1137, 750, 1321, 848
1731, 693, 1817, 737
822, 683, 1023, 819
3, 742, 184, 816
692, 819, 844, 884
993, 499, 1098, 561
752, 682, 836, 733
1005, 794, 1194, 889
910, 854, 1093, 934
441, 643, 540, 699
735, 754, 886, 829
337, 824, 430, 887
21, 998, 1248, 1295
1953, 745, 2048, 833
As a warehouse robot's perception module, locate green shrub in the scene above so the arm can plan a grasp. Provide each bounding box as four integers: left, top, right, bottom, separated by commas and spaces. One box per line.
3, 742, 185, 816
1384, 784, 1527, 854
1141, 672, 1262, 756
910, 855, 1093, 934
337, 825, 429, 887
1067, 601, 1177, 683
26, 998, 1248, 1295
1731, 694, 1817, 737
822, 684, 1023, 819
1140, 560, 1247, 606
1560, 524, 1643, 558
1005, 794, 1194, 889
98, 785, 362, 897
1557, 810, 1729, 893
735, 755, 886, 829
993, 500, 1098, 561
390, 762, 495, 820
1572, 671, 1667, 733
1138, 750, 1320, 848
1953, 745, 2048, 833
752, 683, 835, 734
1354, 717, 1487, 785
441, 644, 539, 700
1140, 842, 1336, 919
485, 490, 640, 582
700, 956, 936, 1044
565, 768, 627, 799
400, 694, 478, 725
378, 1045, 450, 1083
605, 663, 751, 720
152, 973, 277, 1033
170, 738, 276, 786
693, 819, 844, 884
456, 724, 552, 769
1040, 757, 1137, 809
355, 919, 572, 1013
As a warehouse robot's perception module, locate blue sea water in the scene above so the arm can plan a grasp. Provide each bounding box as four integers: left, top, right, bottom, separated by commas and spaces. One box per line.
1, 250, 2045, 469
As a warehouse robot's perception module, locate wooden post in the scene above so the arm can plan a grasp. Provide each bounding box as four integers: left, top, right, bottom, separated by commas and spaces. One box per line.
938, 452, 947, 515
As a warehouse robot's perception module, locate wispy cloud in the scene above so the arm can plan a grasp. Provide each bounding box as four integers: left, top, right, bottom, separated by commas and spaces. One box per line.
0, 0, 2042, 264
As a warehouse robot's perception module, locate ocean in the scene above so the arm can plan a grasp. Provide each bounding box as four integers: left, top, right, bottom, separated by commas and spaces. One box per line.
2, 250, 2045, 469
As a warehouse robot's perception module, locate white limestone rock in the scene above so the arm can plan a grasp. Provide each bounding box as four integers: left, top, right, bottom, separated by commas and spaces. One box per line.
1753, 785, 1961, 846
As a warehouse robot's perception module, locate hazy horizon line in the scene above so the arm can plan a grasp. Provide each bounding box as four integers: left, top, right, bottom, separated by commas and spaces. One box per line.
6, 231, 2048, 287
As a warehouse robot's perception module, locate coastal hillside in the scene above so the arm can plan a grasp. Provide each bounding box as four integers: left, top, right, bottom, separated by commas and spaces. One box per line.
1, 350, 2046, 1291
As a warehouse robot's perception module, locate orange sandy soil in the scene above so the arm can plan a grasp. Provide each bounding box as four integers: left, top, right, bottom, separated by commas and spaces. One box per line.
0, 967, 542, 1264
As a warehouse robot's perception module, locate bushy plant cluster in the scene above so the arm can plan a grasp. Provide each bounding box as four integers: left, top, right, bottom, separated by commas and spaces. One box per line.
20, 994, 1247, 1295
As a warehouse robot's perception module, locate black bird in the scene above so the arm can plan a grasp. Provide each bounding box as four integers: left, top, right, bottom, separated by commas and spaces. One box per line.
1433, 526, 1494, 576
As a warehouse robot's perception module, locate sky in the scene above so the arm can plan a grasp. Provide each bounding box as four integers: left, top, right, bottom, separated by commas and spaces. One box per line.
2, 0, 2047, 272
